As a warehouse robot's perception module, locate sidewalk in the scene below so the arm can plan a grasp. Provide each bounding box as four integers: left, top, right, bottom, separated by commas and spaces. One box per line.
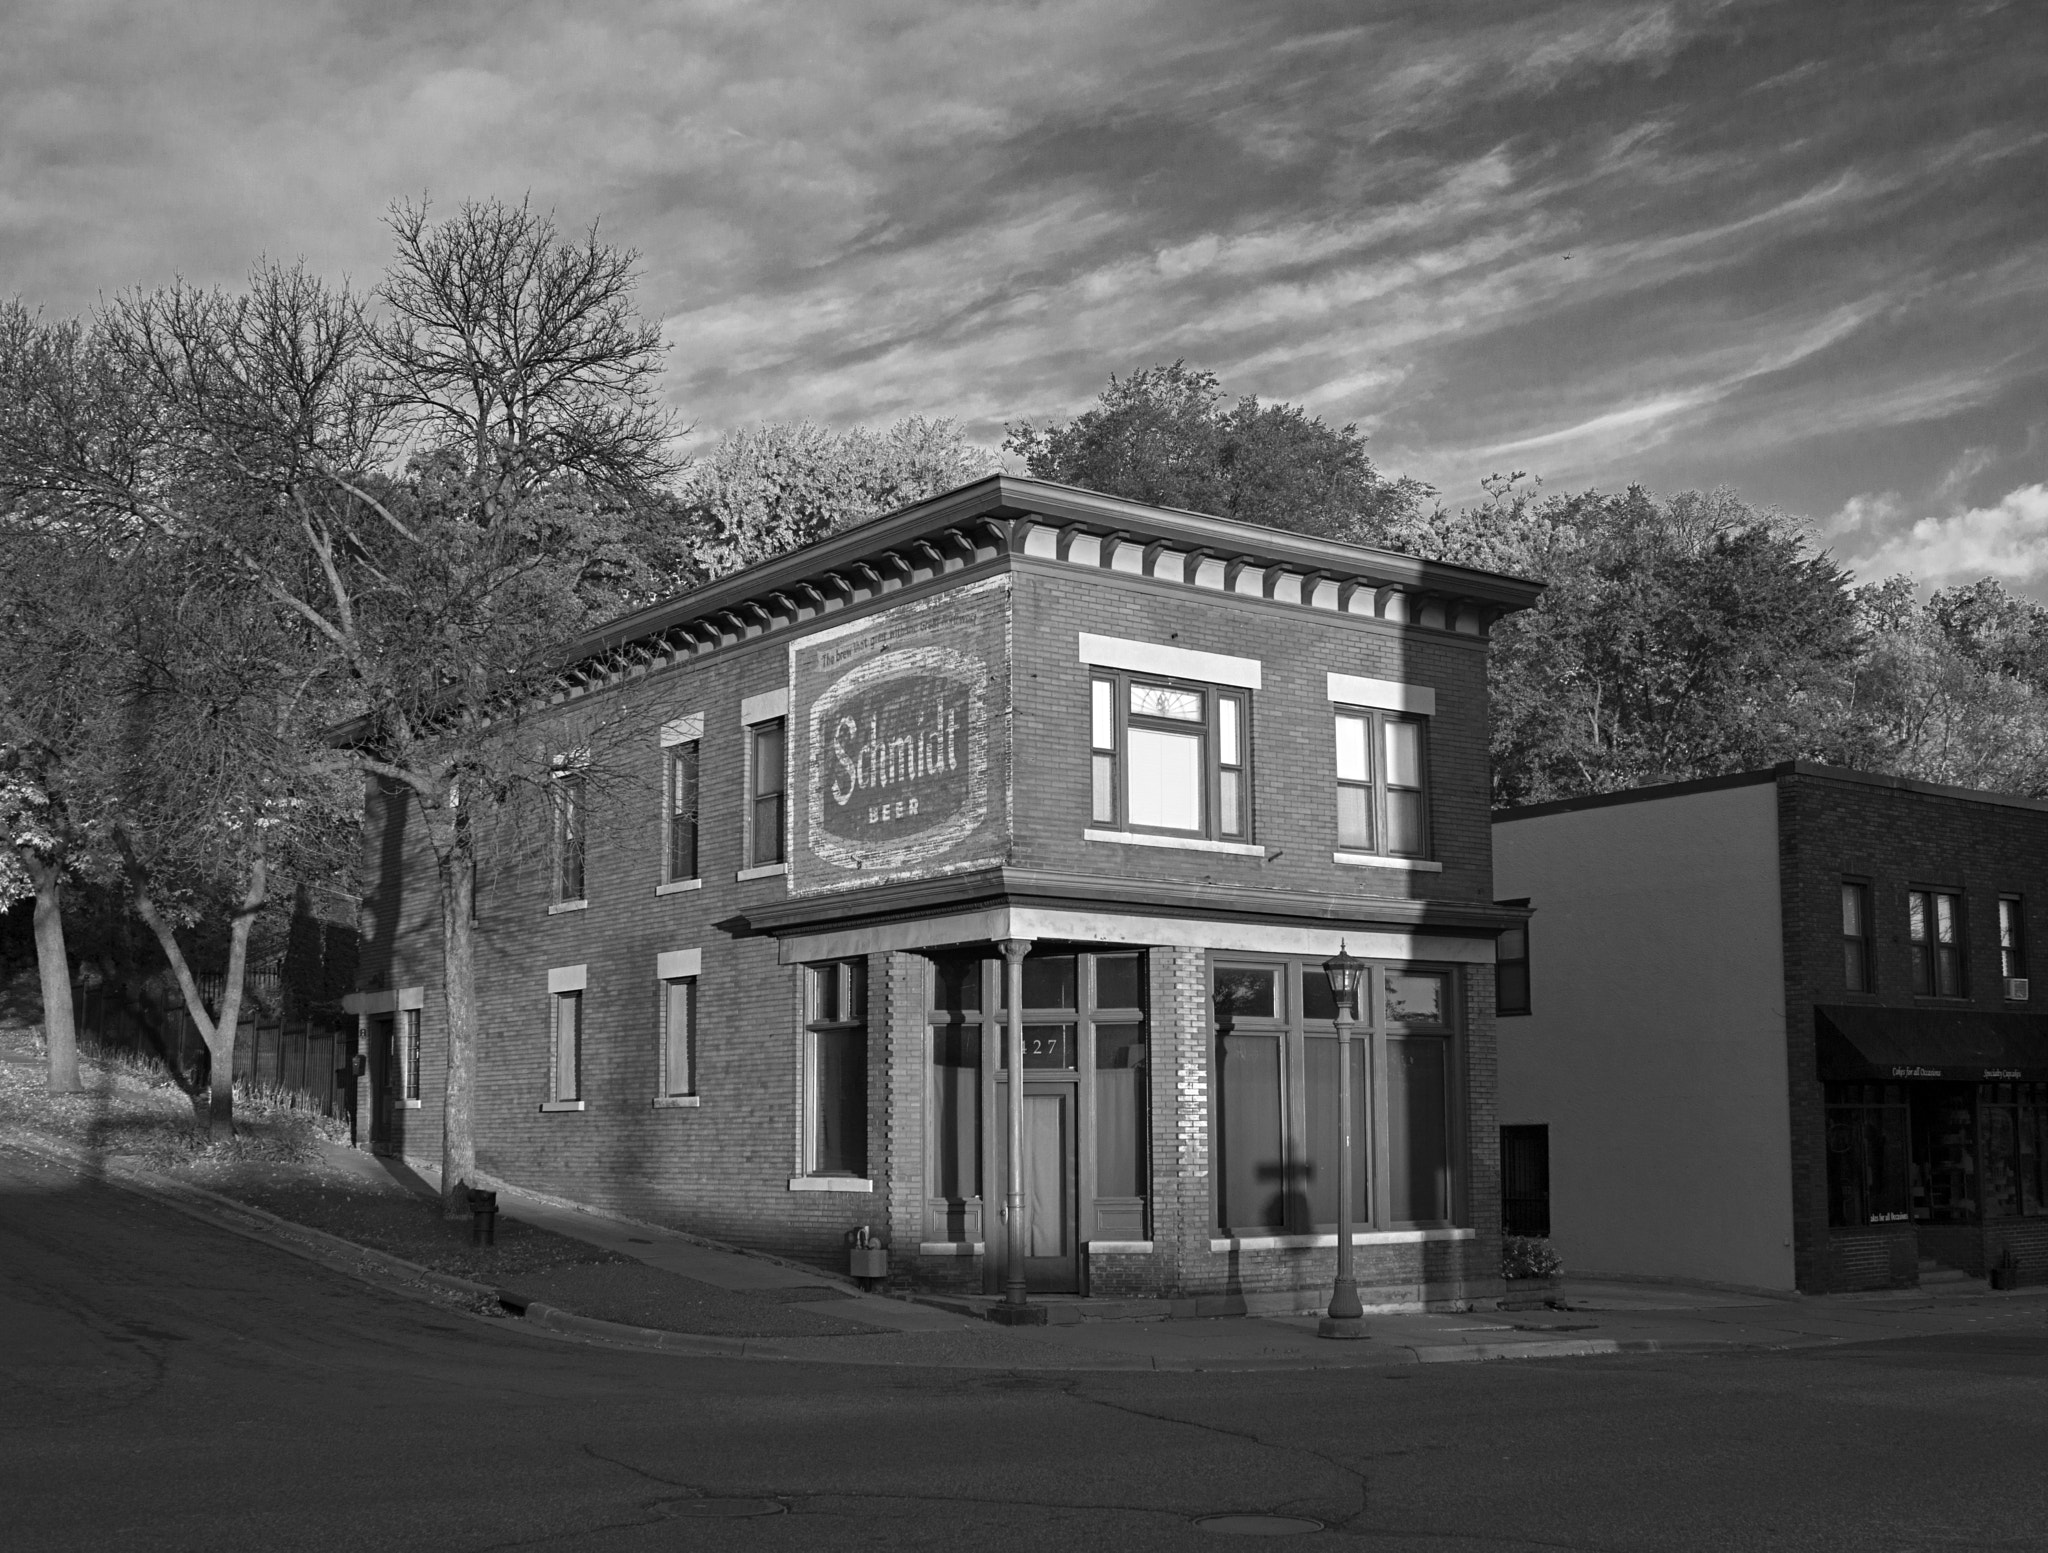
329, 1143, 2048, 1371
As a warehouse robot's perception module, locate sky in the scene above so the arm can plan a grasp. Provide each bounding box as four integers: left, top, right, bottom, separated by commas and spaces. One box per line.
4, 0, 2044, 592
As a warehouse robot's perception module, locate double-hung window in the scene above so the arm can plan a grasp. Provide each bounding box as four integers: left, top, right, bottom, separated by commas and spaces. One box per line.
1327, 674, 1434, 862
1842, 881, 1873, 993
1090, 672, 1249, 839
660, 715, 702, 887
2001, 896, 2027, 1000
401, 1008, 421, 1104
553, 769, 587, 904
749, 718, 786, 868
1909, 888, 1963, 997
1334, 710, 1428, 856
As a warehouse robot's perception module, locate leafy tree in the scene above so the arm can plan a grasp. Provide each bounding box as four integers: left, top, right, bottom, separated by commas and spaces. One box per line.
1399, 480, 1866, 804
1843, 577, 2048, 797
676, 416, 993, 584
1004, 361, 1431, 542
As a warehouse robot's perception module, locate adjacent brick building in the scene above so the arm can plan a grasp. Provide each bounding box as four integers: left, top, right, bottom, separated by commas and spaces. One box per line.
350, 475, 1540, 1311
1494, 764, 2048, 1294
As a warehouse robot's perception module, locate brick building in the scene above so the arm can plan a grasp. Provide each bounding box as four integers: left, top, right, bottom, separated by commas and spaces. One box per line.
349, 475, 1540, 1311
1494, 764, 2048, 1295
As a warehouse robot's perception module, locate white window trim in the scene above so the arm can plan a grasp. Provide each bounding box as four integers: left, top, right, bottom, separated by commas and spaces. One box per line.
1086, 829, 1265, 857
538, 1099, 586, 1114
788, 1175, 875, 1193
547, 899, 589, 914
1080, 632, 1262, 690
740, 687, 789, 725
737, 861, 789, 881
1334, 851, 1444, 873
1087, 1241, 1155, 1254
343, 986, 425, 1016
653, 1095, 701, 1110
655, 879, 703, 896
1327, 672, 1436, 715
656, 948, 701, 980
548, 965, 588, 993
660, 713, 704, 748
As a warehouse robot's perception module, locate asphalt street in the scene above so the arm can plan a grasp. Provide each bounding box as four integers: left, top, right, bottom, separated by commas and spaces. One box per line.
5, 1141, 2047, 1553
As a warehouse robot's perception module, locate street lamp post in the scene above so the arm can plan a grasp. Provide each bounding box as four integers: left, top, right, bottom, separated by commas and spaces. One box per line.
1318, 940, 1369, 1341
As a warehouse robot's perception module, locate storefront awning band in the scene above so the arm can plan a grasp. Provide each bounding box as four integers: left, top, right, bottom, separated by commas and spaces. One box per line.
1815, 1005, 2048, 1082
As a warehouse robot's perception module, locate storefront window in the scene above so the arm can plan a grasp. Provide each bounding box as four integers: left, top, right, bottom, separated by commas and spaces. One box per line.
1212, 958, 1458, 1235
1982, 1083, 2048, 1219
1825, 1082, 1910, 1226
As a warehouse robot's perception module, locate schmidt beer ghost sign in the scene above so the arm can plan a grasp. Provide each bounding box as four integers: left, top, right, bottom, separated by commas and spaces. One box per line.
791, 578, 1008, 891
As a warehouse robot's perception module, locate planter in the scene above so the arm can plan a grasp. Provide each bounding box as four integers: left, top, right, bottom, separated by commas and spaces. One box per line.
849, 1247, 889, 1281
1499, 1275, 1559, 1311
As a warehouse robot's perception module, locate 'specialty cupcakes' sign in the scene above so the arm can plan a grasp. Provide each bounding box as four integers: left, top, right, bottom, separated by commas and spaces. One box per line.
789, 577, 1008, 891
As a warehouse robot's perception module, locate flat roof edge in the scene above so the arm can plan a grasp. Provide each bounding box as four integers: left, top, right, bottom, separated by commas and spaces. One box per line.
1494, 761, 2048, 823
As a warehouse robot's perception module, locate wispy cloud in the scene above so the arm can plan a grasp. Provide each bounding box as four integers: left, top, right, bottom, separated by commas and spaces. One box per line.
0, 0, 2040, 574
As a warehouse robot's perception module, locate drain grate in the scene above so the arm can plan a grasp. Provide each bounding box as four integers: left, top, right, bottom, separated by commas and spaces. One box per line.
1195, 1512, 1324, 1536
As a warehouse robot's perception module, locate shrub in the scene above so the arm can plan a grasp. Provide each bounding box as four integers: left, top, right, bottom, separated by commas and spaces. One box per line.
1503, 1235, 1564, 1280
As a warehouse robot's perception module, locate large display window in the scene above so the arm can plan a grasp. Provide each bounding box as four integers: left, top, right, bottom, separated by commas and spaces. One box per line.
1210, 956, 1460, 1236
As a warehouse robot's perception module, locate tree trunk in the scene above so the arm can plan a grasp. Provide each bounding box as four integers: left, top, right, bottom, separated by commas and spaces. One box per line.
437, 835, 479, 1218
132, 844, 264, 1142
26, 854, 82, 1095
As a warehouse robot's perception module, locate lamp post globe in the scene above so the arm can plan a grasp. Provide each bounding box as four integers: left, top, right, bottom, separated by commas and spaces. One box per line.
1318, 940, 1369, 1340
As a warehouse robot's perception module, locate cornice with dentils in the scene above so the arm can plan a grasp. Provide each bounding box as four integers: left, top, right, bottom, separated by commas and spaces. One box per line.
571, 473, 1542, 667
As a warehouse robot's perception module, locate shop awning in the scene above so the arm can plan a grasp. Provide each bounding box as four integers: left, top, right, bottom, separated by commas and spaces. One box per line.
1815, 1005, 2048, 1082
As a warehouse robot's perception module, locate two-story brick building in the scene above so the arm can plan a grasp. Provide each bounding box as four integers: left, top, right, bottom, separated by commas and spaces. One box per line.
350, 475, 1541, 1312
1494, 764, 2048, 1295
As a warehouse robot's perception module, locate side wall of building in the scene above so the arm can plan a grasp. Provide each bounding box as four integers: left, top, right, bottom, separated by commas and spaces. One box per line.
1494, 782, 1797, 1291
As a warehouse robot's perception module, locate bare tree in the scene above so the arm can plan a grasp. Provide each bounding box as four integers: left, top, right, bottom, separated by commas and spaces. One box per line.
0, 203, 677, 1201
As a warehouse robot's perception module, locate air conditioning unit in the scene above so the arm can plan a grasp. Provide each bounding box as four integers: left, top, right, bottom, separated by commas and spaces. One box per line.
2006, 977, 2030, 1003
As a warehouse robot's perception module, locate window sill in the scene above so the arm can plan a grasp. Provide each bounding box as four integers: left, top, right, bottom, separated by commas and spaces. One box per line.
1209, 1226, 1474, 1252
1333, 851, 1443, 873
652, 1095, 701, 1109
788, 1175, 875, 1193
1088, 1240, 1154, 1254
919, 1241, 984, 1256
1084, 829, 1265, 857
655, 879, 702, 896
547, 899, 589, 914
737, 862, 788, 881
538, 1100, 585, 1113
402, 1098, 422, 1110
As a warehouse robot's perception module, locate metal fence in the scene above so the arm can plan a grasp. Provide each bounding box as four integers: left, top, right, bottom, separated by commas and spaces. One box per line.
69, 970, 354, 1119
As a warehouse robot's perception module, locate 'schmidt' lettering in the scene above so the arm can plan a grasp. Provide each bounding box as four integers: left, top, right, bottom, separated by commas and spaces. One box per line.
828, 687, 961, 811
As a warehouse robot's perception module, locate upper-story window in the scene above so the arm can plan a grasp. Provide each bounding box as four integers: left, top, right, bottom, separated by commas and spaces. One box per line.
1090, 672, 1249, 840
1333, 709, 1429, 857
749, 717, 786, 868
660, 715, 702, 886
552, 769, 587, 905
1908, 888, 1963, 998
2001, 896, 2028, 1000
1842, 881, 1873, 993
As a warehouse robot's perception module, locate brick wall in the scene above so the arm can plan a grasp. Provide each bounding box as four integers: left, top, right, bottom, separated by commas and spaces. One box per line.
357, 539, 1508, 1294
1777, 769, 2048, 1292
1006, 564, 1496, 907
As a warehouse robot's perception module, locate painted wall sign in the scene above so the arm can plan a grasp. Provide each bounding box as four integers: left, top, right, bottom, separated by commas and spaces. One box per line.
788, 577, 1010, 893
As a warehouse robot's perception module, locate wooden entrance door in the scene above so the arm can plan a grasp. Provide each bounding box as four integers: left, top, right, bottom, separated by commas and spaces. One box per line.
991, 1077, 1081, 1293
367, 1014, 396, 1151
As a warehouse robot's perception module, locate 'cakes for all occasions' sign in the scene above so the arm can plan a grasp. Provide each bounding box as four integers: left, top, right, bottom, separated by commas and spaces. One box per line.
789, 576, 1009, 892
